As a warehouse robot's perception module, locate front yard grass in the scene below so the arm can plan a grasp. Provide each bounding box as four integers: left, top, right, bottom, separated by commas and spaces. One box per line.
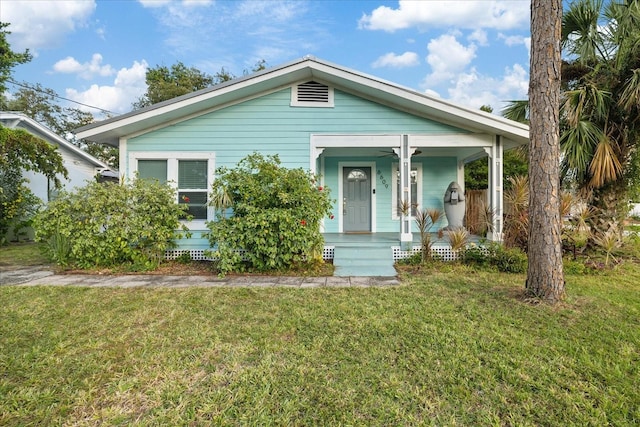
1, 263, 639, 425
0, 242, 50, 267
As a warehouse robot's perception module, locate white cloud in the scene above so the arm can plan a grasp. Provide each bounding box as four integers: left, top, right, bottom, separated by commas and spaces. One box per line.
499, 33, 529, 47
372, 52, 420, 69
138, 0, 172, 8
468, 29, 488, 46
0, 0, 96, 51
53, 54, 115, 80
65, 60, 149, 114
445, 64, 529, 111
423, 34, 477, 86
359, 0, 529, 32
138, 0, 318, 68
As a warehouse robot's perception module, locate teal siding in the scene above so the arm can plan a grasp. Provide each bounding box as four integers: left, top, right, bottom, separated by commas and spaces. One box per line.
128, 87, 467, 248
127, 88, 466, 173
322, 156, 457, 233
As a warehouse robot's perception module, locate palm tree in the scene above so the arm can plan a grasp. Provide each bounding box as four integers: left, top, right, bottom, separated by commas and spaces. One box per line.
560, 0, 640, 236
504, 0, 640, 238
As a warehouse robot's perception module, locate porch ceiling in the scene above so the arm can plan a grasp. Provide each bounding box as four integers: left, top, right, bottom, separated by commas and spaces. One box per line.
321, 146, 486, 159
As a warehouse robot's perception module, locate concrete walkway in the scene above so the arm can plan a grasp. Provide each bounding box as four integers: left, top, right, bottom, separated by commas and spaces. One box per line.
1, 267, 400, 288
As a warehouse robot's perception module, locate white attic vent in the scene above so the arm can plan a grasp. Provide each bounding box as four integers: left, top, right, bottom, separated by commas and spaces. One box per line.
291, 81, 334, 107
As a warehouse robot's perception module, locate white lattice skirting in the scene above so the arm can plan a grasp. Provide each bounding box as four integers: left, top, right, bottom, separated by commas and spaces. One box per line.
165, 245, 478, 263
166, 247, 336, 261
392, 245, 488, 262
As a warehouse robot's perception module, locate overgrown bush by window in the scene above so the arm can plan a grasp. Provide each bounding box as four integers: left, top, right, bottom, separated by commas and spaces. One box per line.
206, 153, 333, 274
33, 178, 190, 270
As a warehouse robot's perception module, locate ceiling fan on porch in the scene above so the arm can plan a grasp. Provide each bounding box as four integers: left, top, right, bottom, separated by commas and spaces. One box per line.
377, 149, 422, 157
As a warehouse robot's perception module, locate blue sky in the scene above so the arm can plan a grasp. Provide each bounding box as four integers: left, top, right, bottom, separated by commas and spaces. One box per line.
2, 0, 531, 118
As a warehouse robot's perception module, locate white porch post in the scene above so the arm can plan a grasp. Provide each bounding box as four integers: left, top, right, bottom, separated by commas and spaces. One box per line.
487, 136, 504, 241
398, 135, 413, 246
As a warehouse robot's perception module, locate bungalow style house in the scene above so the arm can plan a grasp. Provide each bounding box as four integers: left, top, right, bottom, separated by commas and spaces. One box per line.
76, 57, 529, 275
1, 111, 114, 241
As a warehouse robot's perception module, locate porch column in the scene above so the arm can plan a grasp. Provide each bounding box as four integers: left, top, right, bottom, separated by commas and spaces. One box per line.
487, 136, 503, 241
396, 135, 413, 246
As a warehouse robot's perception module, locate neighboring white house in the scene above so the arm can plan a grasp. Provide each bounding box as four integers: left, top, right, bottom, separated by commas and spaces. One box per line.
1, 112, 116, 241
1, 111, 114, 202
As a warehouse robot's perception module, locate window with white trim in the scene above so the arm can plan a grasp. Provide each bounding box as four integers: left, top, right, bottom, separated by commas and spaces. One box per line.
391, 163, 422, 219
132, 152, 215, 224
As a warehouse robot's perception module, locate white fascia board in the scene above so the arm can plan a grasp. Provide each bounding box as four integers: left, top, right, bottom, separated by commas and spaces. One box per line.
409, 133, 493, 147
312, 134, 402, 148
1, 112, 110, 169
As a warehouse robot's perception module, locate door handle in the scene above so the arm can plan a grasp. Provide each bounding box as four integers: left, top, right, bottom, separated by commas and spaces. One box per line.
343, 197, 347, 215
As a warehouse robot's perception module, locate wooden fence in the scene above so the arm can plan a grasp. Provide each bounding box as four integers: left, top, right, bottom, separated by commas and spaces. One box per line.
465, 189, 488, 235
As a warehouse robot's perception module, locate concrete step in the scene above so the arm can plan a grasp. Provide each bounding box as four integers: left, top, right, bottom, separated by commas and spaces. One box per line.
334, 246, 391, 260
334, 264, 397, 277
333, 246, 396, 277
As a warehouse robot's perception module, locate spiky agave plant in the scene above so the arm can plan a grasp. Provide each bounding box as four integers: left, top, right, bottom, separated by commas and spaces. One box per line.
414, 207, 443, 262
593, 226, 621, 267
446, 227, 470, 259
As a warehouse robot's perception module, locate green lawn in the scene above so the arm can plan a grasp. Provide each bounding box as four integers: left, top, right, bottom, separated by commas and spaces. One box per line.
1, 264, 639, 425
0, 242, 49, 267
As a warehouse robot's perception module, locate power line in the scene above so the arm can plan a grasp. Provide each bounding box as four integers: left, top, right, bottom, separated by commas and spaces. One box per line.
6, 78, 118, 115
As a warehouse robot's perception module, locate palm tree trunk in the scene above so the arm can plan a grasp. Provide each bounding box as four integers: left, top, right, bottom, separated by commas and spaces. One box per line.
526, 0, 565, 302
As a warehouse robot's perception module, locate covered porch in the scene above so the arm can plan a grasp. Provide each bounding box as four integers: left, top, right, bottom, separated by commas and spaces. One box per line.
311, 133, 511, 245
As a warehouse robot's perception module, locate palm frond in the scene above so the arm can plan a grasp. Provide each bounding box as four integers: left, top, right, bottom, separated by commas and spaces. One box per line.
560, 120, 603, 176
618, 68, 640, 112
562, 0, 608, 62
505, 175, 529, 214
501, 100, 529, 124
588, 136, 624, 188
562, 84, 611, 126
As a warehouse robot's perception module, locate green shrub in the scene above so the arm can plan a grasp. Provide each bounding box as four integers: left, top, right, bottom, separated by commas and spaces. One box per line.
206, 153, 333, 274
33, 178, 189, 271
175, 251, 193, 264
460, 244, 490, 267
460, 242, 527, 273
564, 258, 588, 275
491, 245, 527, 273
46, 231, 72, 267
397, 252, 422, 266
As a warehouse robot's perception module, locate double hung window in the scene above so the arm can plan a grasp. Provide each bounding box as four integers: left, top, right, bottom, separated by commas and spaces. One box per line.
133, 152, 215, 223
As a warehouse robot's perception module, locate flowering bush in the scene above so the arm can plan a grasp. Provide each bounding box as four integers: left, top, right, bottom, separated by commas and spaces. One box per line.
33, 178, 190, 270
206, 153, 333, 274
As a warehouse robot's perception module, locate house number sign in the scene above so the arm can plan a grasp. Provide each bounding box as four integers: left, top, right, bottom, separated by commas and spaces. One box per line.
377, 169, 388, 189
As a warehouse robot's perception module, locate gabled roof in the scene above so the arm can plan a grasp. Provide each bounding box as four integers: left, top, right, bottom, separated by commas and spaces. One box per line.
1, 111, 110, 170
75, 56, 529, 147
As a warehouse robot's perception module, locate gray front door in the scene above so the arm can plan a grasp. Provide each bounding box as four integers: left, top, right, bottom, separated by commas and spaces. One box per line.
343, 167, 371, 232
